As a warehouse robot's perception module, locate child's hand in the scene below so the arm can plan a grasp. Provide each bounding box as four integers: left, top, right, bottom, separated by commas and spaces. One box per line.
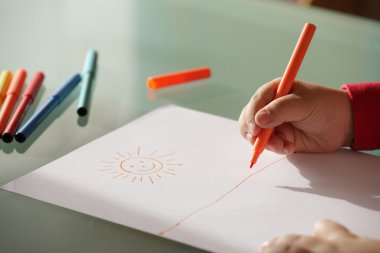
260, 219, 380, 253
239, 78, 354, 154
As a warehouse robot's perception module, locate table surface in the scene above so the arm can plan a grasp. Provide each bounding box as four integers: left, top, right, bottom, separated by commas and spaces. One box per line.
1, 0, 379, 252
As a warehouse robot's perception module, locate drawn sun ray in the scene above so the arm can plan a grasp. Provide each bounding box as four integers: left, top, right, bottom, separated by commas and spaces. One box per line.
149, 150, 158, 156
99, 168, 112, 171
137, 146, 141, 156
162, 171, 176, 176
100, 147, 183, 183
157, 153, 175, 159
101, 161, 116, 164
116, 152, 125, 158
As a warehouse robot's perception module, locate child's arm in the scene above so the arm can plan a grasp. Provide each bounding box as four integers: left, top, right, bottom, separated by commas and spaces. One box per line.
239, 78, 354, 154
342, 82, 380, 150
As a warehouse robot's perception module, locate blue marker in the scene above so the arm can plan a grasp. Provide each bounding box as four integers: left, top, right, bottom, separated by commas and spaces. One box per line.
77, 49, 97, 116
15, 73, 82, 143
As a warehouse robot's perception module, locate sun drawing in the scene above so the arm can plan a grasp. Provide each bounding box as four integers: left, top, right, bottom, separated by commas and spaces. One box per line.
100, 146, 183, 184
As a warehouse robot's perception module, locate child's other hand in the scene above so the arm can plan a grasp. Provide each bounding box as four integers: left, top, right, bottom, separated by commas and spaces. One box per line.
239, 78, 354, 154
261, 219, 380, 253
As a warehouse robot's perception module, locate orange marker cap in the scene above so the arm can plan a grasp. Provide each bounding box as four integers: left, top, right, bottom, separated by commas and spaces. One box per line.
147, 67, 211, 90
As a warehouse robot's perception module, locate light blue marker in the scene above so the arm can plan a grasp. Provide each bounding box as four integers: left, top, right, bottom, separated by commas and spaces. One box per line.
77, 49, 97, 116
15, 73, 82, 143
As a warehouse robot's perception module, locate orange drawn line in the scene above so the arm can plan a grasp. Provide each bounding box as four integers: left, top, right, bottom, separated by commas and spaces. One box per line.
158, 153, 175, 159
132, 176, 137, 183
158, 157, 285, 236
150, 150, 158, 156
101, 161, 115, 164
117, 152, 125, 158
140, 176, 143, 182
162, 171, 176, 176
156, 174, 162, 178
137, 146, 141, 156
113, 173, 123, 178
149, 176, 154, 184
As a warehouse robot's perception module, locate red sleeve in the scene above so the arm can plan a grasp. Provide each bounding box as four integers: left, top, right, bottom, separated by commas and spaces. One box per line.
341, 82, 380, 151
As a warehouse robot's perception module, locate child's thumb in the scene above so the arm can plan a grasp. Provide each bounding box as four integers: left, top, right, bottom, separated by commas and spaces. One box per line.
255, 94, 308, 129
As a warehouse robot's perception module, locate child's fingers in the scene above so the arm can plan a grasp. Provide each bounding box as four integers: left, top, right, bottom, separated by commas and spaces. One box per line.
245, 78, 281, 136
313, 219, 356, 241
239, 105, 253, 143
255, 93, 310, 129
266, 134, 290, 155
261, 234, 337, 253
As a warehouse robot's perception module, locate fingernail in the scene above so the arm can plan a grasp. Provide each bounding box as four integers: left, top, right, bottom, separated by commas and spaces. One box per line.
246, 133, 253, 143
256, 110, 270, 125
261, 241, 269, 250
248, 122, 254, 134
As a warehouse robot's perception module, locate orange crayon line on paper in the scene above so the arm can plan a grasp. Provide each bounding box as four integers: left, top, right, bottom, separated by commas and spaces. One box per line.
158, 157, 285, 236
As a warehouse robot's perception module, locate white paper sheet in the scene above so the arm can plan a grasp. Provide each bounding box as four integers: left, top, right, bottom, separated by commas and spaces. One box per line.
2, 105, 380, 253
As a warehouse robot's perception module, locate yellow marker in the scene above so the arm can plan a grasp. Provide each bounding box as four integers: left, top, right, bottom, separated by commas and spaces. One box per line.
0, 70, 13, 104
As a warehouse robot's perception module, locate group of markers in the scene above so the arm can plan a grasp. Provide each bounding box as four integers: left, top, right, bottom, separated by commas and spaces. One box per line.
0, 21, 315, 169
0, 49, 97, 143
0, 44, 211, 145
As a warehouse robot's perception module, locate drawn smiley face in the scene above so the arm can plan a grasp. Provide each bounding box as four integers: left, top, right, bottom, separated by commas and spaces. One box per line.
120, 157, 163, 175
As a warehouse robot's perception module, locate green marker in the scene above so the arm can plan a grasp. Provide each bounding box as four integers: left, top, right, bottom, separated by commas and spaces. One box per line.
77, 49, 97, 116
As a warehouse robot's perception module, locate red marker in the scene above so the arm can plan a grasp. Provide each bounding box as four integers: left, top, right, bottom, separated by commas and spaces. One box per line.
0, 69, 27, 135
147, 67, 211, 90
250, 23, 316, 168
2, 72, 44, 143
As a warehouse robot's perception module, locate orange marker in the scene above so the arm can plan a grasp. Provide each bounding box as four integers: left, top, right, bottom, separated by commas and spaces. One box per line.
147, 67, 211, 90
2, 72, 44, 142
0, 70, 13, 105
250, 23, 316, 168
0, 69, 27, 135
